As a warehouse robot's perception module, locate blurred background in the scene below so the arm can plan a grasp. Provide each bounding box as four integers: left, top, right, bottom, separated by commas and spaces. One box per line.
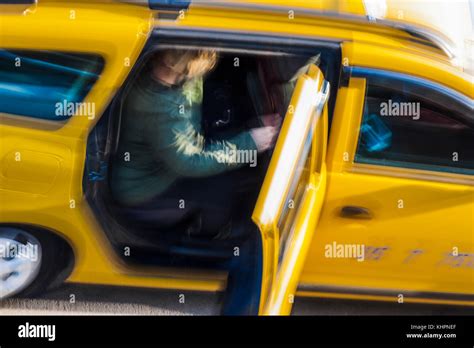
365, 0, 473, 74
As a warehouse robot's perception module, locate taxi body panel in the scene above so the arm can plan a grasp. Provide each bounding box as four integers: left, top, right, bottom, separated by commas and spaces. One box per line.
0, 1, 226, 292
0, 0, 472, 313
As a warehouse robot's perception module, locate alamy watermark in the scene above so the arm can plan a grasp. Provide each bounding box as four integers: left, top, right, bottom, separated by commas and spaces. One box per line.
325, 241, 365, 262
380, 100, 420, 120
0, 241, 39, 262
18, 322, 55, 342
216, 148, 258, 167
55, 99, 96, 120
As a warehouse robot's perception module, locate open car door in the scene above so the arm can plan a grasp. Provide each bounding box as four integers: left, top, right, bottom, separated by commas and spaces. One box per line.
252, 64, 330, 315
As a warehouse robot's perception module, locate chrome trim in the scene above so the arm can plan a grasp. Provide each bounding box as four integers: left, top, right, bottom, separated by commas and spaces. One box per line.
151, 26, 342, 50
374, 18, 457, 60
117, 0, 148, 5
347, 66, 473, 104
317, 80, 331, 113
298, 283, 474, 302
351, 163, 474, 186
118, 0, 190, 10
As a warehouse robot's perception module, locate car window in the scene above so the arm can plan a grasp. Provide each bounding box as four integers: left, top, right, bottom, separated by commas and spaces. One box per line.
353, 69, 474, 175
0, 50, 104, 121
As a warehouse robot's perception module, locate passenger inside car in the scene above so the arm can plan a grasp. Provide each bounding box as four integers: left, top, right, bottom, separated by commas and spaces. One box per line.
110, 49, 281, 237
104, 47, 322, 314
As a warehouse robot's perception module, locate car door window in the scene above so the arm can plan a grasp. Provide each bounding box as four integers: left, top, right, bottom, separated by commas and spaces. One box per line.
0, 50, 104, 121
353, 68, 474, 175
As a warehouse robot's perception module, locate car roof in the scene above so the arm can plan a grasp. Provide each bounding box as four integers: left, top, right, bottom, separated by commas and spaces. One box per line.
5, 0, 465, 73
208, 0, 457, 60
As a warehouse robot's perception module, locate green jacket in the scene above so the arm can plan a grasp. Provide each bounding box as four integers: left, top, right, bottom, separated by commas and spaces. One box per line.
110, 71, 257, 206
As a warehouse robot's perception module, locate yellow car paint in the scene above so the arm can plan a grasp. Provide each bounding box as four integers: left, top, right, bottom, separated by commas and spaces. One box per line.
1, 0, 472, 313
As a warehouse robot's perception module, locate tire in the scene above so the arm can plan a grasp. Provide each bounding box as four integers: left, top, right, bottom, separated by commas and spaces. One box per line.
0, 226, 67, 300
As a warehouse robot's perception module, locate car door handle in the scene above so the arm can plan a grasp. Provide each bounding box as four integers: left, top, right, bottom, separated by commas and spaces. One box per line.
339, 206, 372, 219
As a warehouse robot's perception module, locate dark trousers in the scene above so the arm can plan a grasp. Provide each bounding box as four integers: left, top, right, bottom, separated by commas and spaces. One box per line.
142, 164, 263, 236
221, 222, 262, 315
151, 166, 266, 315
140, 164, 266, 315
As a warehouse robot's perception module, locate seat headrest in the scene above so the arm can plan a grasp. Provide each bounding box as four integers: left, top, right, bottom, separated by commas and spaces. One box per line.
261, 54, 321, 84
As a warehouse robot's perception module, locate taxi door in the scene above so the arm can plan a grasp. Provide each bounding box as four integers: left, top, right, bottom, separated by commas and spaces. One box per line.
299, 54, 474, 304
252, 64, 330, 315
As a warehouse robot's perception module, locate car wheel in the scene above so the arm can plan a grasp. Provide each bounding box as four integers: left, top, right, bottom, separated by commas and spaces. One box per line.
0, 226, 61, 300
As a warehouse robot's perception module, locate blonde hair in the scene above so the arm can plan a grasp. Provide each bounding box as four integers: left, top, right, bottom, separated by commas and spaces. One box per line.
154, 49, 218, 80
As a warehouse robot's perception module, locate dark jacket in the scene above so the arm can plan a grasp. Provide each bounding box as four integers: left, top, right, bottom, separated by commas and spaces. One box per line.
111, 71, 257, 206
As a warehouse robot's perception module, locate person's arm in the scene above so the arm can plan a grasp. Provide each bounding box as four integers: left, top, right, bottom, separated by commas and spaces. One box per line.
146, 106, 258, 177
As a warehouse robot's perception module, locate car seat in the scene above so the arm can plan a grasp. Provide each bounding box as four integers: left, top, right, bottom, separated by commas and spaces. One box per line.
246, 54, 320, 118
84, 89, 236, 263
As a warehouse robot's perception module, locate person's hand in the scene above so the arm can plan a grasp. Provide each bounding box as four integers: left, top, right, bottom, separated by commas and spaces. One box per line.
250, 126, 279, 153
259, 113, 282, 128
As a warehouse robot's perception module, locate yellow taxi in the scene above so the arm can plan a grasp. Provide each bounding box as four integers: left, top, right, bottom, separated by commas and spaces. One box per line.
0, 0, 472, 315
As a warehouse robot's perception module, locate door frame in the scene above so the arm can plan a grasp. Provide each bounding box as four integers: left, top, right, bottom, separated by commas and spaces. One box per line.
341, 66, 474, 184
83, 27, 343, 293
297, 62, 474, 306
